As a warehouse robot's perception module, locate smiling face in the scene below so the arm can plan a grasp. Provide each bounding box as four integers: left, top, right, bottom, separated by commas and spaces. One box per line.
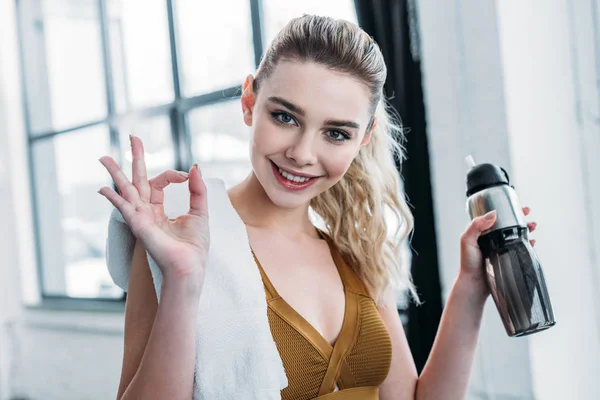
241, 61, 374, 209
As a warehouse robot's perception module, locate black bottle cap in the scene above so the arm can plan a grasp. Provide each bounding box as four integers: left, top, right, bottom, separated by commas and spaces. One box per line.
466, 163, 511, 197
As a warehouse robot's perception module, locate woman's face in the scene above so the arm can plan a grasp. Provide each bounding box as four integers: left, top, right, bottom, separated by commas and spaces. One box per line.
242, 61, 374, 209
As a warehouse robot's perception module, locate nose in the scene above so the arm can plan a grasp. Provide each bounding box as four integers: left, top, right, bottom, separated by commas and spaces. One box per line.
285, 132, 318, 167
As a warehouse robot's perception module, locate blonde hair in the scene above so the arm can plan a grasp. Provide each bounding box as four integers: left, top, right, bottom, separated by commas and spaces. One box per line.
254, 15, 421, 307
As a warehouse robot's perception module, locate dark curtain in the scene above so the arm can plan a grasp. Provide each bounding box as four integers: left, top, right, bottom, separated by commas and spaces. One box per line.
354, 0, 443, 374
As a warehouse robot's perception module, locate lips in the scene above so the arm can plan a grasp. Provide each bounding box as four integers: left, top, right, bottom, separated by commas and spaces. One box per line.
270, 160, 321, 191
271, 161, 321, 179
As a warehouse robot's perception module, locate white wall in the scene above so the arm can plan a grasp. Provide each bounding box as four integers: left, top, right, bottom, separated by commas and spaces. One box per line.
496, 1, 600, 399
7, 311, 124, 400
418, 0, 600, 399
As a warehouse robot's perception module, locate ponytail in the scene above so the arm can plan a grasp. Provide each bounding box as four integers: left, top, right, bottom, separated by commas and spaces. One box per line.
310, 97, 421, 307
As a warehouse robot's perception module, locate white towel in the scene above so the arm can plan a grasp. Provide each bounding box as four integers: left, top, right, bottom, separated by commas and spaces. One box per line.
105, 177, 288, 399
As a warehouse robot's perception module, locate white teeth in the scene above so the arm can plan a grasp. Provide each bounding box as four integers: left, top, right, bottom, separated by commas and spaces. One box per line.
277, 167, 311, 183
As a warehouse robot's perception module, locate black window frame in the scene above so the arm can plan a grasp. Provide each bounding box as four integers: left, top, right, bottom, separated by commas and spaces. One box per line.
16, 0, 266, 310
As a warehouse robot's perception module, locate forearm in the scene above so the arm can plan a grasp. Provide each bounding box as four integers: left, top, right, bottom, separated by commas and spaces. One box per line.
415, 274, 488, 400
121, 277, 201, 400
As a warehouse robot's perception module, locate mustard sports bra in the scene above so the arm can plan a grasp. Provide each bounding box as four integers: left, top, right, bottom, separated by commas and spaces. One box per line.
252, 229, 392, 400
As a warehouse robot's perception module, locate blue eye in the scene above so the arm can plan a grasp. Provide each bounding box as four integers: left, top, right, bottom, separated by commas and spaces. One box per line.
327, 130, 350, 142
272, 111, 297, 126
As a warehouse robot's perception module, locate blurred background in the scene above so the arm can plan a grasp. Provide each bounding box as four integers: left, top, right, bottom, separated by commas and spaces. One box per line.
0, 0, 599, 399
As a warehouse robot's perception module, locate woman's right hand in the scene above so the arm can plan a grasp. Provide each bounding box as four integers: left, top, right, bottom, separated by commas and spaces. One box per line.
98, 135, 210, 290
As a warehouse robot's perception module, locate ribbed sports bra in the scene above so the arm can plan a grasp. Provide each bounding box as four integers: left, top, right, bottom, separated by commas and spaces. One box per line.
251, 229, 392, 400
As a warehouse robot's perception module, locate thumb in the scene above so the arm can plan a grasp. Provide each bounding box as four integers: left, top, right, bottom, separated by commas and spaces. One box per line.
187, 163, 208, 218
462, 210, 497, 245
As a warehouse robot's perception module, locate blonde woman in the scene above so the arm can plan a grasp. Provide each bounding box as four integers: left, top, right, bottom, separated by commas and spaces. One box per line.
98, 14, 538, 400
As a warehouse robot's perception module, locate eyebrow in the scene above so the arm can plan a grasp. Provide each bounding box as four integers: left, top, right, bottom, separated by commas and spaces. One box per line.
267, 96, 361, 130
323, 119, 360, 130
268, 96, 306, 116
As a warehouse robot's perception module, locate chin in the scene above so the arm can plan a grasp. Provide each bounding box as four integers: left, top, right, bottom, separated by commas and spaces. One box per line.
267, 191, 310, 209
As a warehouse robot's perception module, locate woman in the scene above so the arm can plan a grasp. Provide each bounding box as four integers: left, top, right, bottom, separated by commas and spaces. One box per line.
98, 15, 538, 400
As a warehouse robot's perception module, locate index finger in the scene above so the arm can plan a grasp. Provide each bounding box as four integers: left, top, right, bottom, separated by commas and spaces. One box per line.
148, 169, 189, 204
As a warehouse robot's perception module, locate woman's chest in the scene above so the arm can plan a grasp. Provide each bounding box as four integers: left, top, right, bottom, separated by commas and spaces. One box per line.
249, 231, 346, 345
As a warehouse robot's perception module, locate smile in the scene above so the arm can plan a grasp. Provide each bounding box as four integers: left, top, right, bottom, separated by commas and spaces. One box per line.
270, 161, 322, 191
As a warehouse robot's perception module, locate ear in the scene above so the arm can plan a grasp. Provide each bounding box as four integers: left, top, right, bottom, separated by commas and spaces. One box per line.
241, 74, 256, 127
360, 118, 377, 147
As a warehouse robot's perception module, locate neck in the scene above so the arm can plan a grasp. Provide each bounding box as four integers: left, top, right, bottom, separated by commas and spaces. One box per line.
228, 171, 319, 239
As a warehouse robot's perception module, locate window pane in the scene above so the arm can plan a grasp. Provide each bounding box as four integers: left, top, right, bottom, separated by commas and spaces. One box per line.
118, 115, 176, 182
108, 0, 174, 112
175, 0, 255, 96
262, 0, 358, 47
188, 100, 252, 188
32, 125, 123, 298
21, 0, 107, 134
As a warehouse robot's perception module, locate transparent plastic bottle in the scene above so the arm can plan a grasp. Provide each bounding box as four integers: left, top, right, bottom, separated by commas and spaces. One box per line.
465, 156, 556, 337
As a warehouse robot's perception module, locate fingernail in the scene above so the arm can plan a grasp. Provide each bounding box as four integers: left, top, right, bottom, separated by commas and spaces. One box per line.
484, 210, 497, 220
177, 171, 189, 178
193, 163, 201, 176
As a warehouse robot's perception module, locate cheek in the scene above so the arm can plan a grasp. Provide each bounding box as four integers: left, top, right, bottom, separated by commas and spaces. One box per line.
250, 114, 286, 154
321, 147, 358, 179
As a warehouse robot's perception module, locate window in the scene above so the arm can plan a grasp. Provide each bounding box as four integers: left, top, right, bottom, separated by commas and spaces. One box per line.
17, 0, 358, 301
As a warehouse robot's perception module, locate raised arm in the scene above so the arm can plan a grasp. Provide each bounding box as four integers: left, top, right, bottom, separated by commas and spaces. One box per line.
378, 208, 538, 400
99, 135, 210, 399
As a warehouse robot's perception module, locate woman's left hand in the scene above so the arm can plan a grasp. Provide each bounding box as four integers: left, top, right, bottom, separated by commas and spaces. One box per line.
459, 206, 537, 298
